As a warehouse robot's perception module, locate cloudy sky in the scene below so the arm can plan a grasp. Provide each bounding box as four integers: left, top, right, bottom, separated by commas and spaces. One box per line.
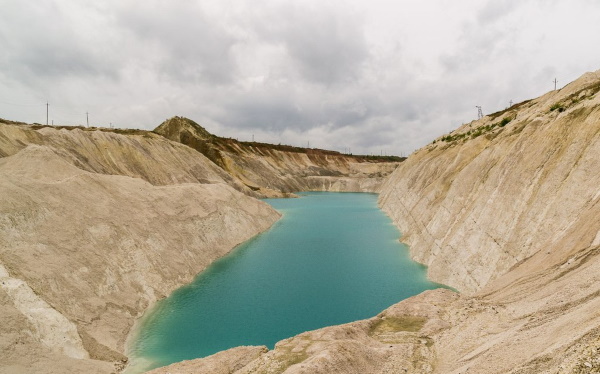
1, 0, 599, 155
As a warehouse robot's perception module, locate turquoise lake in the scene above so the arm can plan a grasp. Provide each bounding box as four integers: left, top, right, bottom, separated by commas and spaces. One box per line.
126, 192, 445, 372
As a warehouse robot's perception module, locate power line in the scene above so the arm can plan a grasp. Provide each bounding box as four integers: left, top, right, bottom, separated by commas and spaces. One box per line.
0, 97, 119, 128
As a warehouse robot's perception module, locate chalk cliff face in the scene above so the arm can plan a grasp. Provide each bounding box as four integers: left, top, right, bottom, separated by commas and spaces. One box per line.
379, 70, 600, 294
376, 69, 600, 372
0, 123, 280, 373
155, 116, 399, 196
156, 70, 600, 373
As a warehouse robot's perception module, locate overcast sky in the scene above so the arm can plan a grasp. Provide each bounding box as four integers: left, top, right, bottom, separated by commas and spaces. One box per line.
1, 0, 599, 155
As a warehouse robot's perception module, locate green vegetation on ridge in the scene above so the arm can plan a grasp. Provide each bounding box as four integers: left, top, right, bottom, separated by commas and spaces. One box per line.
434, 116, 513, 145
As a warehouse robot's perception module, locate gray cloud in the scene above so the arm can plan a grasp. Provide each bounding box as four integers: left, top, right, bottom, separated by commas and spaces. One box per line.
1, 0, 599, 156
250, 3, 369, 85
0, 2, 118, 84
477, 0, 524, 24
214, 88, 378, 134
115, 1, 238, 85
222, 97, 308, 132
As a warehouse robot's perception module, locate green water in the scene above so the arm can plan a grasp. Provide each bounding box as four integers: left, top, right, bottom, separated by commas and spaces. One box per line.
127, 192, 445, 372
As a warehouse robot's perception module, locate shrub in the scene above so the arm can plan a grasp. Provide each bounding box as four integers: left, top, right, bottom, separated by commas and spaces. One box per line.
499, 117, 512, 127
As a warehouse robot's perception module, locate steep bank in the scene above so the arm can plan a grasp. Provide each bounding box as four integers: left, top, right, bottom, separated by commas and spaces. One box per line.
379, 69, 600, 294
0, 123, 280, 373
154, 70, 600, 373
154, 117, 399, 196
376, 68, 600, 372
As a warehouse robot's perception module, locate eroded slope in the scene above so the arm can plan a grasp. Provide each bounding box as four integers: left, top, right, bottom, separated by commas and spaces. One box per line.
0, 125, 280, 373
155, 116, 399, 196
0, 121, 253, 194
379, 70, 600, 293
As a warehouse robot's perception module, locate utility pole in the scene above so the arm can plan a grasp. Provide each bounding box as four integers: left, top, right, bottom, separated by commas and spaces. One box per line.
509, 100, 513, 107
553, 78, 558, 91
46, 102, 49, 126
476, 106, 483, 120
307, 141, 310, 148
86, 112, 89, 128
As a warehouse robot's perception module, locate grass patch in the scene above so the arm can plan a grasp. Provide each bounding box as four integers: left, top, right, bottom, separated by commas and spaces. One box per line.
369, 316, 427, 336
437, 116, 513, 144
275, 350, 309, 372
271, 338, 311, 373
488, 99, 532, 120
549, 80, 600, 114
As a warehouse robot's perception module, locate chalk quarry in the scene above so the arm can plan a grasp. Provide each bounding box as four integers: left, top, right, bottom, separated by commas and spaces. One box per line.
1, 69, 600, 373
